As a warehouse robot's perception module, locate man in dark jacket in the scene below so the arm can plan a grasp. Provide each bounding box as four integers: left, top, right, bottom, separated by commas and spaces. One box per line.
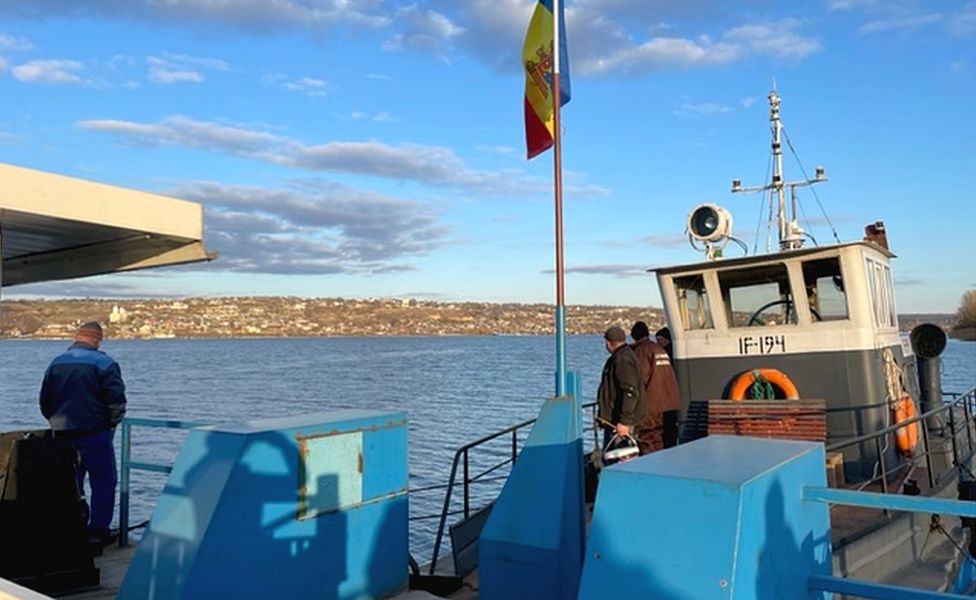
40, 321, 126, 543
597, 326, 646, 444
632, 321, 681, 454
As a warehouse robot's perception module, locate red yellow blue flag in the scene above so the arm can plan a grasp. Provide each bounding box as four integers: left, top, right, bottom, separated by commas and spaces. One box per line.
523, 0, 571, 159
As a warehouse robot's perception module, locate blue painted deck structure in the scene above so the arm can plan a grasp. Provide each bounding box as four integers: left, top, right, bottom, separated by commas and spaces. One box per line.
479, 373, 585, 600
118, 410, 409, 599
579, 435, 833, 599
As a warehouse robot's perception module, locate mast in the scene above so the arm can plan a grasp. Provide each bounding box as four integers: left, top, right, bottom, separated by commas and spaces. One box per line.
732, 85, 827, 252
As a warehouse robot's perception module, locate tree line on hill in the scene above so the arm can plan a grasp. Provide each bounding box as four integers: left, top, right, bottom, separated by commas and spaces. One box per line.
951, 290, 976, 341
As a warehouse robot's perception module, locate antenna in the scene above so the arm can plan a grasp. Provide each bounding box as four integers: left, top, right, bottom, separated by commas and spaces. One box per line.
731, 87, 827, 252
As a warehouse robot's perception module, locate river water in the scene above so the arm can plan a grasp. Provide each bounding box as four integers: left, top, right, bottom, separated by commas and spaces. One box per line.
2, 335, 973, 561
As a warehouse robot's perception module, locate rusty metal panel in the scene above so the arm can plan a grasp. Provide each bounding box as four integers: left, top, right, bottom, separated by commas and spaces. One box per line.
296, 431, 363, 520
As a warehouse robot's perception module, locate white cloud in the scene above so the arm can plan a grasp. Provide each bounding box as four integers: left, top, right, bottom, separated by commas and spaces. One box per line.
76, 114, 609, 197
171, 179, 450, 274
0, 33, 32, 51
577, 18, 820, 75
383, 5, 464, 61
837, 0, 975, 37
948, 2, 976, 36
0, 0, 390, 31
146, 52, 228, 84
157, 51, 229, 72
281, 77, 328, 96
11, 59, 85, 84
267, 74, 329, 97
860, 13, 944, 34
349, 110, 393, 122
149, 68, 203, 83
675, 101, 733, 117
0, 57, 7, 72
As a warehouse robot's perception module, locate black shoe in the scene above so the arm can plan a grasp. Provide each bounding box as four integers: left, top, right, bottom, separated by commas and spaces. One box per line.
88, 528, 117, 547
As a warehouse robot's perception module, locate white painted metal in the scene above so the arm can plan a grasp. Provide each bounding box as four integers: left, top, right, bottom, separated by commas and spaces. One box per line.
0, 162, 213, 286
730, 86, 827, 252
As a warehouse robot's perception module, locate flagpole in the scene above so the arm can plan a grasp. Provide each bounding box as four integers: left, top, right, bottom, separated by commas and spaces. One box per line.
552, 0, 566, 396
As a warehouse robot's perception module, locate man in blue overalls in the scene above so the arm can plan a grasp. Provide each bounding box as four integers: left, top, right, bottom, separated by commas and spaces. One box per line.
40, 321, 127, 545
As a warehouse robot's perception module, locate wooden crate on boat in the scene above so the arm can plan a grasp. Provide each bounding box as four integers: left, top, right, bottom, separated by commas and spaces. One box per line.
825, 451, 846, 488
706, 399, 827, 442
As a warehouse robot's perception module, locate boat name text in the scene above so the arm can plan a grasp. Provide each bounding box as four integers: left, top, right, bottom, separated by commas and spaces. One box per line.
738, 335, 787, 355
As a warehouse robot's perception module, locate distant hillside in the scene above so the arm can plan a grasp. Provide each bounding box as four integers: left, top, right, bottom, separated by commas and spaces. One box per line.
898, 313, 956, 333
0, 298, 955, 339
0, 297, 666, 339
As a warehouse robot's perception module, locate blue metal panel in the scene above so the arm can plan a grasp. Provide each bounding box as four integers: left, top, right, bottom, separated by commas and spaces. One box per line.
808, 574, 973, 599
480, 372, 584, 600
804, 487, 976, 518
118, 410, 408, 600
579, 436, 832, 599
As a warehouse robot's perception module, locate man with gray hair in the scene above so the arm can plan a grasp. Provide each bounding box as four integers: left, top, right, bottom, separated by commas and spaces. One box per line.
40, 321, 127, 546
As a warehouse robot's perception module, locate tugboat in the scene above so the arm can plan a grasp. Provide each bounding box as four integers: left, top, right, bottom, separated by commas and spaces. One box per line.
658, 85, 912, 477
649, 85, 975, 591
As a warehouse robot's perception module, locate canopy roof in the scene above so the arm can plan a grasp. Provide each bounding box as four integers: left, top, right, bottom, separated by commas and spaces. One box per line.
0, 162, 214, 287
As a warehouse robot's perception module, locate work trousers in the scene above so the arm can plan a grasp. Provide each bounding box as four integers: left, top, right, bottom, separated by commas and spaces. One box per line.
639, 410, 679, 455
70, 428, 117, 533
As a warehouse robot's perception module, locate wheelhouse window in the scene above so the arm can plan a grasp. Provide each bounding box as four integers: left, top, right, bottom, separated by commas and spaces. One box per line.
674, 274, 714, 330
719, 264, 796, 327
866, 257, 897, 327
801, 257, 849, 322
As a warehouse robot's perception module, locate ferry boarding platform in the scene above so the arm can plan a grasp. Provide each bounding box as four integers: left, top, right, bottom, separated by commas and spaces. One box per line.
0, 162, 213, 292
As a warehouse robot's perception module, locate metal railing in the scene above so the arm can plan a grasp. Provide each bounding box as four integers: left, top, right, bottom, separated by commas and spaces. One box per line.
804, 485, 975, 599
424, 401, 597, 575
825, 386, 975, 497
118, 416, 210, 547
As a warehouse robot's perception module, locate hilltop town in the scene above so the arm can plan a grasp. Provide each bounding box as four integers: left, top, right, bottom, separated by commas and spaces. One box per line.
0, 297, 956, 340
0, 297, 667, 339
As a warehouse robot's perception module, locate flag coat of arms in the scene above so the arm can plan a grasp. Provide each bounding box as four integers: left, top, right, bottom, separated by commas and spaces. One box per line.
523, 0, 571, 159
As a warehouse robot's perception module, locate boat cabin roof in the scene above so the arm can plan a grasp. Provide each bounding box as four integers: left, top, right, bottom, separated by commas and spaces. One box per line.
0, 162, 214, 287
653, 240, 904, 357
649, 240, 894, 276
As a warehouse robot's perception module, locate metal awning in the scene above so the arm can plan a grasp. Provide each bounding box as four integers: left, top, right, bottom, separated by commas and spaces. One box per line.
0, 162, 215, 287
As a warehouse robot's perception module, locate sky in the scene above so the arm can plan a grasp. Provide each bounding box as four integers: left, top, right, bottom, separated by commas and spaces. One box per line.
1, 0, 974, 313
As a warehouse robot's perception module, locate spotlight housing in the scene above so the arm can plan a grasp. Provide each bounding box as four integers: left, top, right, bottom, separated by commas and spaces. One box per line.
687, 203, 733, 243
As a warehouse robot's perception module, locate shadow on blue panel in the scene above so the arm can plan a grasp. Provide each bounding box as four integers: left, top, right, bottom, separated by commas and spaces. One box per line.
120, 425, 407, 599
756, 480, 831, 600
479, 391, 584, 600
579, 437, 832, 599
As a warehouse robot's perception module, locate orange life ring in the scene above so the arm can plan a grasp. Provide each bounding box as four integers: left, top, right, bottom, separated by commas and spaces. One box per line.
893, 392, 919, 455
729, 368, 800, 401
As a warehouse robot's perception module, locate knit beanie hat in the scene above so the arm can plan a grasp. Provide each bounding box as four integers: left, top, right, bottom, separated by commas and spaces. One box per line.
604, 326, 626, 343
75, 321, 104, 346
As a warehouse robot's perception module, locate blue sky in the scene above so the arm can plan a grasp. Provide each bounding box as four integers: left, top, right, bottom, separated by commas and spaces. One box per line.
1, 0, 974, 313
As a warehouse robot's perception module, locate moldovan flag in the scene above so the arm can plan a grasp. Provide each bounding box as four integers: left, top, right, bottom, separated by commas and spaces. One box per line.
523, 0, 571, 159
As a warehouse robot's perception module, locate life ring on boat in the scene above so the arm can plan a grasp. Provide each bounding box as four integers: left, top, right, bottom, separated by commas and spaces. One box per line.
893, 392, 919, 455
729, 368, 800, 401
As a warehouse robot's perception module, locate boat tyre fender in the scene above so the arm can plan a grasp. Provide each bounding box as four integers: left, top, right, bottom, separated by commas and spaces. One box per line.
893, 392, 919, 455
729, 368, 800, 400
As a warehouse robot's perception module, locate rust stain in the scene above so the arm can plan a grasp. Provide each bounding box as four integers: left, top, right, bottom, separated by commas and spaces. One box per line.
296, 437, 308, 520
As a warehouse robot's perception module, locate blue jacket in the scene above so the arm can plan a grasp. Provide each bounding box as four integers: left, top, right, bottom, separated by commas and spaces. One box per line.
40, 342, 127, 432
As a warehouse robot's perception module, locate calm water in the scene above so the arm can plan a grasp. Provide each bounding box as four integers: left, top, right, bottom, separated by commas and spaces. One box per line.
2, 336, 973, 561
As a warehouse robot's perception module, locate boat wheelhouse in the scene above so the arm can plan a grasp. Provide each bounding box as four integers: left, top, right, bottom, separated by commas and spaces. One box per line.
658, 237, 917, 481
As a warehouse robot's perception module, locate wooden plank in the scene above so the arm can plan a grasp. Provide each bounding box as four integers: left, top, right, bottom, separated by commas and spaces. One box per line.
707, 399, 827, 442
